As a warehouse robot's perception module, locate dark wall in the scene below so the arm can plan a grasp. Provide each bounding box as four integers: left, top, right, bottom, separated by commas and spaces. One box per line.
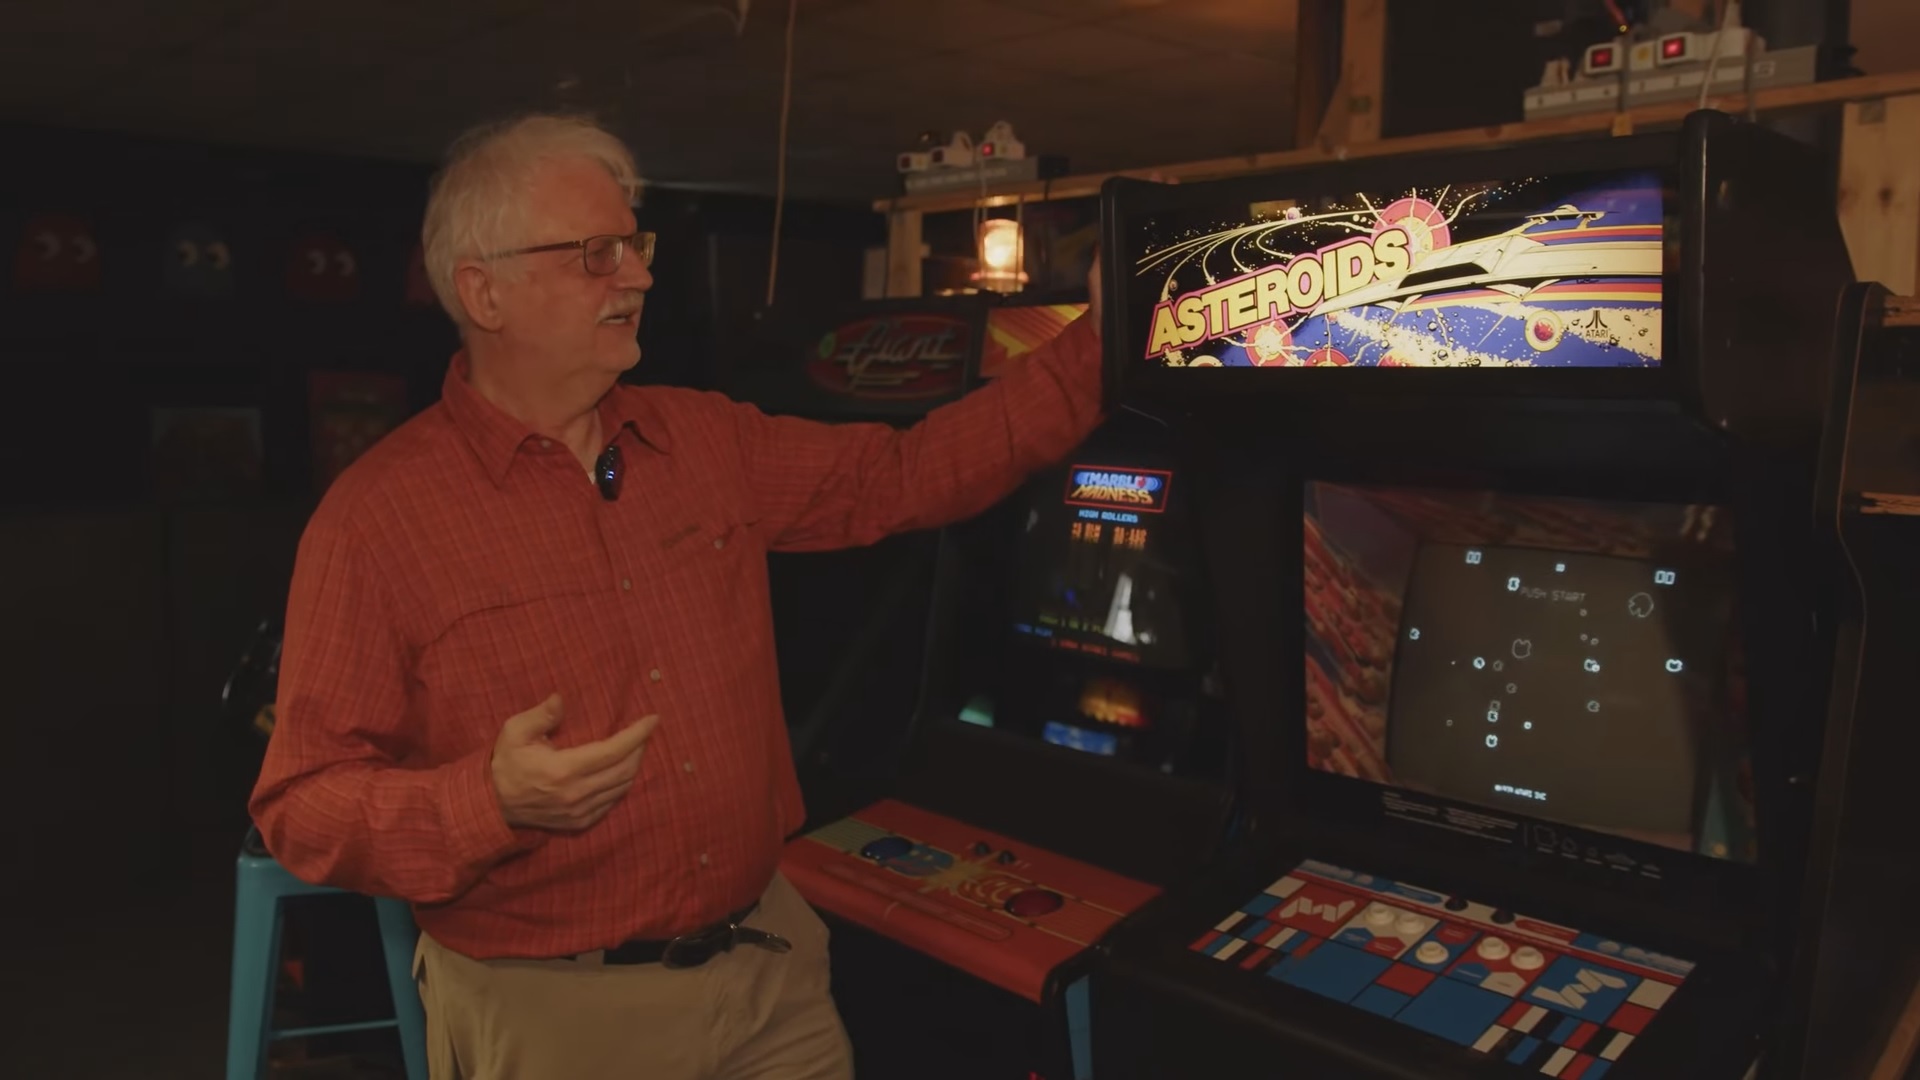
0, 122, 877, 902
1383, 0, 1540, 139
2, 124, 455, 509
644, 188, 884, 391
1381, 0, 1860, 140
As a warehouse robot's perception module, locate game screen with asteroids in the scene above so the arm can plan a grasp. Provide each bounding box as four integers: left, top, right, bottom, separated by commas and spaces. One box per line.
1302, 481, 1756, 863
1009, 461, 1190, 672
1124, 168, 1668, 369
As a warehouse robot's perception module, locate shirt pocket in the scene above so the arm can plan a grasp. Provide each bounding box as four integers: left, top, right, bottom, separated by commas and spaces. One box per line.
646, 515, 767, 646
415, 576, 609, 753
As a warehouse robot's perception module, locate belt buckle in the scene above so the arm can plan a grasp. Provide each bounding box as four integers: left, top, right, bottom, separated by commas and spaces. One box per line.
660, 910, 792, 969
661, 923, 727, 970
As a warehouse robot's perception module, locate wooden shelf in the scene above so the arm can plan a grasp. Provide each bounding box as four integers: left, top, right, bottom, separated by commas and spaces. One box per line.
875, 70, 1920, 215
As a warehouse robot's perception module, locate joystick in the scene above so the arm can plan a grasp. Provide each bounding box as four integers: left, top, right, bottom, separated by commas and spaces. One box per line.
972, 841, 991, 856
996, 850, 1017, 865
859, 836, 914, 861
1512, 946, 1546, 971
1491, 909, 1516, 925
1005, 889, 1064, 918
1477, 936, 1512, 961
1444, 897, 1469, 912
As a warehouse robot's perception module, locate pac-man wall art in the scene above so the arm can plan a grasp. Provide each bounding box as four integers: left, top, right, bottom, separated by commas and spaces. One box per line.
13, 213, 102, 292
285, 230, 360, 302
163, 221, 235, 299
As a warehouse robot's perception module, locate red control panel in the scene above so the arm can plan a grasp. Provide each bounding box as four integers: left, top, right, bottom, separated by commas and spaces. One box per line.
781, 799, 1161, 1003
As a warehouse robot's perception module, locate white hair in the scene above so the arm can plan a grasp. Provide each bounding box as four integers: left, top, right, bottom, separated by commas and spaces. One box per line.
421, 112, 640, 326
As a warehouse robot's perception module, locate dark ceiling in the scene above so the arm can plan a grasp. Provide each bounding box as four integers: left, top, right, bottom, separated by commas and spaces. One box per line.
7, 0, 1915, 204
2, 0, 1299, 202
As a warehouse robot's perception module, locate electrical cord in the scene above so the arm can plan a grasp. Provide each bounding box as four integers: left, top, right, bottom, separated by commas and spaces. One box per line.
1698, 0, 1738, 110
765, 0, 798, 308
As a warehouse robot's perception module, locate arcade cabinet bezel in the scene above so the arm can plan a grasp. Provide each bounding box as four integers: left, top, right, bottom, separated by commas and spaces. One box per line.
1085, 112, 1855, 1080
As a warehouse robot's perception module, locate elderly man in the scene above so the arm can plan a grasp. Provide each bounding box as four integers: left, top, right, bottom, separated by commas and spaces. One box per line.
249, 112, 1104, 1079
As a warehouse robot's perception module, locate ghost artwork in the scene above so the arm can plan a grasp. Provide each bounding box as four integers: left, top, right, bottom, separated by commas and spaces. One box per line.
163, 221, 235, 299
13, 213, 102, 291
286, 231, 360, 302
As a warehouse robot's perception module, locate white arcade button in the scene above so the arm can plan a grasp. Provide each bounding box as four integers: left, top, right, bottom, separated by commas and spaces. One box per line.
1512, 946, 1546, 971
1477, 936, 1512, 961
1366, 905, 1395, 927
1416, 940, 1450, 965
1395, 914, 1426, 937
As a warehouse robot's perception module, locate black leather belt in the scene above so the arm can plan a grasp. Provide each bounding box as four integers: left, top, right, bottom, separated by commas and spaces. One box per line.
571, 901, 791, 969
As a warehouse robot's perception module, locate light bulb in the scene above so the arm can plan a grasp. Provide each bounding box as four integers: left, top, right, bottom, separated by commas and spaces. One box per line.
980, 219, 1021, 273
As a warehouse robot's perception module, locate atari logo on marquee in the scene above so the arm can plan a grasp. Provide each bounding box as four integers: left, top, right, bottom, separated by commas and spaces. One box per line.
1064, 465, 1173, 513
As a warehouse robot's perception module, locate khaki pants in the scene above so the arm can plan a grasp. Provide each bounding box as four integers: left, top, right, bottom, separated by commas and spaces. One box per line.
413, 874, 853, 1080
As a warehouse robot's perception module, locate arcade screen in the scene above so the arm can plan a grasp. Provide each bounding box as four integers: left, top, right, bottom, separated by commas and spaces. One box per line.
1123, 167, 1668, 369
1303, 482, 1755, 862
960, 454, 1212, 773
1011, 461, 1190, 672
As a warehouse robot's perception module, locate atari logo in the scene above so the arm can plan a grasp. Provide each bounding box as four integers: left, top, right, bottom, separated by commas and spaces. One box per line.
1530, 967, 1628, 1011
1280, 895, 1356, 924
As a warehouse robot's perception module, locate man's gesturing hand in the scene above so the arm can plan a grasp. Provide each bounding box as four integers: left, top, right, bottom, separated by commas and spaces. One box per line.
490, 693, 660, 831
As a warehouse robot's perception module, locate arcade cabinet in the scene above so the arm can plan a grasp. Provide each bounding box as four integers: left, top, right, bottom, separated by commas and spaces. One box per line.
1087, 110, 1885, 1079
722, 296, 987, 807
1776, 285, 1920, 1079
777, 294, 1237, 1080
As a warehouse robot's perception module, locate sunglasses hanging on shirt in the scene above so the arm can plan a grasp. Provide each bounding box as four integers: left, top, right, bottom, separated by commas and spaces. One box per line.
595, 444, 623, 501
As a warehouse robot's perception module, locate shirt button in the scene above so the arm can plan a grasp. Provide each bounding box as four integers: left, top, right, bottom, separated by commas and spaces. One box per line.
698, 853, 711, 867
713, 538, 725, 550
683, 760, 695, 773
649, 668, 663, 682
620, 578, 632, 591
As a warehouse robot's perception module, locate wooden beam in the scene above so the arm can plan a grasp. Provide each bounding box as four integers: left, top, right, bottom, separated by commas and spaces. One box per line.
875, 70, 1920, 215
1335, 0, 1386, 144
1869, 968, 1920, 1080
1884, 295, 1920, 327
883, 208, 922, 298
1293, 0, 1340, 149
1839, 94, 1920, 296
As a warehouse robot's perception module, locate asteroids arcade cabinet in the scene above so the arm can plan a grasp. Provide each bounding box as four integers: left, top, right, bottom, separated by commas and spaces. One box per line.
777, 294, 1236, 1080
1089, 111, 1863, 1079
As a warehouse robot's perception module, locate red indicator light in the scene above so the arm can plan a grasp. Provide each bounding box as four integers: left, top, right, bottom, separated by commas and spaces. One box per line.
1591, 46, 1616, 68
1662, 36, 1686, 59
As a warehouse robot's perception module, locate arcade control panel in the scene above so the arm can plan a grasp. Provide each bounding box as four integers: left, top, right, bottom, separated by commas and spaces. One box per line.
781, 799, 1161, 1003
1191, 859, 1692, 1078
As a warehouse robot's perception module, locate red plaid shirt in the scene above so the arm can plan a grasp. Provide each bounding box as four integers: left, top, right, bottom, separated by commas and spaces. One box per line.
250, 316, 1101, 960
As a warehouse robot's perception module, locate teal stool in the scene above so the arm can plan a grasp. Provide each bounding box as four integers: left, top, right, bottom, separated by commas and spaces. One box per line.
225, 827, 429, 1080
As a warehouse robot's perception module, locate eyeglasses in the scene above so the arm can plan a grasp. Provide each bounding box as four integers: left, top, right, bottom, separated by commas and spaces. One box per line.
488, 231, 656, 276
